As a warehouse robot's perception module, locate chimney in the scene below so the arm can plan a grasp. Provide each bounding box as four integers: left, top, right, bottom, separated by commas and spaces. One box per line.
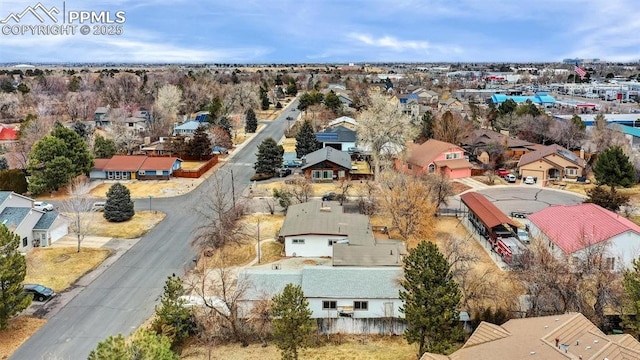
555, 338, 559, 348
579, 147, 585, 159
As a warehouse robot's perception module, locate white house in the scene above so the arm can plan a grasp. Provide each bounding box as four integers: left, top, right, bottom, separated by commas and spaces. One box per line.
0, 191, 69, 252
238, 266, 405, 334
527, 203, 640, 270
279, 201, 406, 265
327, 116, 358, 130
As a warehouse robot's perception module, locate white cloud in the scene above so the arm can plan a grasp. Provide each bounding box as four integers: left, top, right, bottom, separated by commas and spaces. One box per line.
348, 33, 462, 55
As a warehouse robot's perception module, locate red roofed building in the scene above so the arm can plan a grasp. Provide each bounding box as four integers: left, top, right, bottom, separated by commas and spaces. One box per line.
528, 203, 640, 270
395, 139, 472, 179
0, 124, 18, 142
90, 155, 182, 180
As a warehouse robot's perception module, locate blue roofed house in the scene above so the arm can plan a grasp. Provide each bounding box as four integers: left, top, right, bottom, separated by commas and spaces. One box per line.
610, 124, 640, 151
173, 120, 204, 136
0, 191, 68, 253
238, 266, 406, 335
491, 93, 556, 107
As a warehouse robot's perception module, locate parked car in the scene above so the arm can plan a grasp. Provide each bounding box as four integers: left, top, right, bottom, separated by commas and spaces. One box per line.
497, 168, 510, 177
212, 146, 229, 155
505, 174, 517, 183
34, 201, 54, 212
23, 284, 55, 302
517, 228, 530, 244
283, 160, 302, 168
277, 168, 292, 177
322, 192, 345, 202
91, 201, 106, 212
348, 147, 362, 155
524, 176, 535, 185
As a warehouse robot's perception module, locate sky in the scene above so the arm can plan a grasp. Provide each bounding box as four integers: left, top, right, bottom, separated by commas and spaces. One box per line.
1, 0, 640, 64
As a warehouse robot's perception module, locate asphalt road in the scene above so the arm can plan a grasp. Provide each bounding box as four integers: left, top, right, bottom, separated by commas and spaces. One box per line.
10, 99, 297, 360
447, 186, 585, 215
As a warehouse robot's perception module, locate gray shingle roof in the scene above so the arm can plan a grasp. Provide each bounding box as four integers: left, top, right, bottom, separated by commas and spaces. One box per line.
279, 201, 373, 245
239, 270, 303, 300
33, 211, 57, 230
332, 240, 406, 267
0, 207, 31, 229
240, 267, 402, 301
0, 191, 11, 205
301, 266, 402, 298
316, 126, 357, 143
300, 147, 352, 170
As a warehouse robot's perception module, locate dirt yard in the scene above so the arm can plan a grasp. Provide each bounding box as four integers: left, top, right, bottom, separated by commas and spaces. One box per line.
181, 335, 416, 360
0, 316, 47, 359
281, 137, 296, 153
253, 179, 368, 198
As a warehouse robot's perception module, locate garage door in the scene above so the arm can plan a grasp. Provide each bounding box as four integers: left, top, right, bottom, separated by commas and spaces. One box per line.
49, 223, 68, 244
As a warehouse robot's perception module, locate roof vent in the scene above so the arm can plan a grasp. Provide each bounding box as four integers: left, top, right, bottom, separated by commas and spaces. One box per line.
320, 207, 331, 212
530, 352, 535, 355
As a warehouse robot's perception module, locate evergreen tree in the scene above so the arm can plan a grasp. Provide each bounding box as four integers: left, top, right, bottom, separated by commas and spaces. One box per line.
186, 125, 212, 160
218, 116, 232, 138
295, 120, 320, 159
245, 108, 258, 133
50, 123, 93, 174
104, 183, 135, 222
415, 111, 435, 143
0, 157, 8, 171
400, 241, 462, 357
623, 258, 640, 337
0, 169, 28, 194
0, 224, 31, 330
261, 93, 270, 111
254, 137, 284, 175
497, 98, 517, 116
286, 81, 298, 96
88, 329, 178, 360
323, 91, 342, 113
206, 97, 223, 123
94, 135, 117, 159
584, 185, 630, 212
71, 121, 90, 140
152, 274, 193, 349
271, 284, 314, 360
594, 146, 637, 188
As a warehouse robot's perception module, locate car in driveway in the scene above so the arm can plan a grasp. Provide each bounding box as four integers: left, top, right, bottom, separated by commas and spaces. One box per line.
91, 201, 106, 212
524, 176, 536, 185
497, 168, 510, 177
322, 192, 345, 202
212, 146, 228, 155
276, 168, 292, 177
23, 284, 55, 302
34, 201, 54, 212
517, 228, 530, 244
505, 174, 517, 183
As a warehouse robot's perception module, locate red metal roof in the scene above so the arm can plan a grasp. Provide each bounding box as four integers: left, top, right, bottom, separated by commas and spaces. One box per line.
93, 158, 110, 170
460, 192, 516, 229
139, 157, 180, 171
528, 203, 640, 254
0, 125, 18, 141
99, 155, 147, 171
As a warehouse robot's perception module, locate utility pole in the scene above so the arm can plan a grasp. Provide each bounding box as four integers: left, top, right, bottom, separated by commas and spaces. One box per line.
230, 168, 236, 208
257, 215, 261, 264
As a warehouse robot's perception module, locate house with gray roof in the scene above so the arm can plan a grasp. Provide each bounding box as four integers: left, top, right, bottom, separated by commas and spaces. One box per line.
279, 201, 405, 264
315, 125, 357, 151
173, 120, 205, 137
238, 266, 405, 334
300, 147, 353, 181
0, 191, 68, 252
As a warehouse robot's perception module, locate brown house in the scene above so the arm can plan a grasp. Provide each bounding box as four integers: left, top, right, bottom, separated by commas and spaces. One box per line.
301, 147, 352, 182
460, 129, 538, 162
517, 144, 586, 185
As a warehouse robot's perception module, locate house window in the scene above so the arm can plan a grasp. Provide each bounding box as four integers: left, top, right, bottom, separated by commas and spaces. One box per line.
322, 301, 337, 310
354, 301, 368, 311
606, 257, 615, 271
328, 239, 340, 246
312, 170, 322, 179
428, 164, 436, 173
323, 170, 333, 179
292, 239, 305, 244
139, 170, 146, 175
565, 167, 578, 176
407, 163, 413, 170
338, 170, 345, 178
445, 152, 461, 160
22, 237, 27, 247
128, 122, 134, 127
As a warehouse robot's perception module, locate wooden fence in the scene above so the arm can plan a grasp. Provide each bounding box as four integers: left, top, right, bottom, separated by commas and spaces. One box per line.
173, 156, 218, 178
315, 317, 406, 335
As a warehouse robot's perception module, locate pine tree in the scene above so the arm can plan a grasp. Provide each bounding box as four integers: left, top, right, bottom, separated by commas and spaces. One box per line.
323, 91, 342, 113
104, 183, 135, 222
295, 120, 320, 159
94, 135, 117, 159
88, 329, 178, 360
152, 274, 193, 348
254, 137, 284, 175
0, 224, 31, 330
186, 125, 212, 160
245, 108, 258, 133
218, 116, 232, 138
594, 146, 637, 188
272, 284, 314, 360
400, 241, 462, 357
0, 157, 8, 171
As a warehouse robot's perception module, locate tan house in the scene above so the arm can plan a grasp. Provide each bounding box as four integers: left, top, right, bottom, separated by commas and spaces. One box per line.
395, 139, 472, 179
517, 144, 586, 185
438, 97, 464, 113
421, 313, 640, 360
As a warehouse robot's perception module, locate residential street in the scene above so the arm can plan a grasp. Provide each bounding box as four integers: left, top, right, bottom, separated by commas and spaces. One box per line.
10, 100, 297, 360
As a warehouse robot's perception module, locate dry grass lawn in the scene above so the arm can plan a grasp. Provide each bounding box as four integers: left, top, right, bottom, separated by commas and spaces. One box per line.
85, 211, 166, 239
281, 137, 297, 153
24, 247, 112, 292
181, 161, 207, 170
181, 335, 416, 360
90, 181, 186, 198
0, 316, 47, 359
254, 180, 367, 198
257, 241, 283, 264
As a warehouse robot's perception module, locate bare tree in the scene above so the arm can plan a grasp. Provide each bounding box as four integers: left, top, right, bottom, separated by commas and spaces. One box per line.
424, 173, 454, 208
106, 113, 140, 154
357, 92, 415, 180
194, 173, 248, 250
285, 176, 313, 204
154, 84, 183, 122
334, 179, 353, 206
66, 91, 99, 121
61, 177, 94, 253
432, 110, 472, 144
356, 180, 379, 215
186, 251, 251, 347
377, 171, 436, 243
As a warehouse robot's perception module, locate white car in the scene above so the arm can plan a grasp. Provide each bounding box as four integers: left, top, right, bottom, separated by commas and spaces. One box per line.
517, 228, 530, 244
34, 201, 54, 212
524, 176, 535, 185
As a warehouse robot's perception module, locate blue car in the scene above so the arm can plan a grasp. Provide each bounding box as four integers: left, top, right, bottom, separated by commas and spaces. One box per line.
24, 284, 55, 302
